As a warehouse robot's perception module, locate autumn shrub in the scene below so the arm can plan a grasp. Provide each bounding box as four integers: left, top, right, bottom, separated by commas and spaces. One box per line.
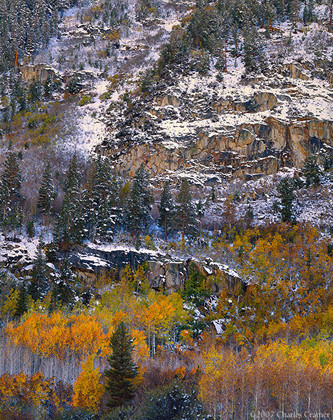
78, 95, 92, 106
0, 372, 65, 418
5, 311, 111, 359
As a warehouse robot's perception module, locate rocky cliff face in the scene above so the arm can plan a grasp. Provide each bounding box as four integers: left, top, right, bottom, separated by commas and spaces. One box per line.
20, 64, 59, 84
67, 245, 243, 295
97, 32, 333, 183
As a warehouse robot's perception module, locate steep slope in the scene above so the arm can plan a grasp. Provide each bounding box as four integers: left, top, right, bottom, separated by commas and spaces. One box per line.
91, 1, 333, 182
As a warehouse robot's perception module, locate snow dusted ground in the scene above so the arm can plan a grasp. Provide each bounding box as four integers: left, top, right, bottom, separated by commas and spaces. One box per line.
202, 168, 333, 232
32, 0, 192, 157
28, 0, 333, 168
1, 0, 330, 268
0, 235, 39, 266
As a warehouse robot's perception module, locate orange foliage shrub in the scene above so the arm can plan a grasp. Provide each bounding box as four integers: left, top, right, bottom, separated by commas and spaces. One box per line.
0, 372, 61, 416
6, 311, 110, 359
72, 357, 104, 414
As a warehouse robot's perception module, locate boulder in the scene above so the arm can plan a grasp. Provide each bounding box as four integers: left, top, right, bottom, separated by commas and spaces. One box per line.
20, 64, 58, 84
253, 92, 277, 111
156, 95, 181, 107
165, 262, 186, 293
282, 63, 309, 80
147, 261, 165, 290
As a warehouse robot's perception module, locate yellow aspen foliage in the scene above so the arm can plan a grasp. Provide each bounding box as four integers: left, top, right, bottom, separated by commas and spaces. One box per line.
6, 311, 109, 359
72, 357, 104, 414
112, 310, 128, 327
0, 372, 60, 412
180, 329, 194, 347
131, 329, 149, 363
256, 340, 333, 374
140, 292, 188, 340
199, 346, 237, 418
0, 289, 18, 318
0, 372, 27, 399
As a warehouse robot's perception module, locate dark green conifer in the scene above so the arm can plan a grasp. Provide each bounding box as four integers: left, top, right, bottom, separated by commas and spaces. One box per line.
158, 181, 175, 241
0, 152, 23, 232
174, 179, 197, 244
83, 156, 118, 242
29, 240, 49, 301
56, 258, 75, 307
53, 155, 84, 250
302, 155, 321, 187
37, 163, 56, 215
105, 322, 138, 409
276, 176, 296, 223
243, 25, 265, 73
124, 164, 153, 239
14, 284, 28, 318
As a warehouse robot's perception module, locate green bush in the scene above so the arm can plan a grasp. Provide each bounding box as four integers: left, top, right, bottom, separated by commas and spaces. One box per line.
79, 95, 92, 106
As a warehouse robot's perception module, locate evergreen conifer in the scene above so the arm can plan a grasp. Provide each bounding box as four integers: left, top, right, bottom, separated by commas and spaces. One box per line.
53, 155, 84, 250
83, 156, 118, 242
29, 240, 49, 301
0, 152, 23, 232
174, 179, 197, 244
276, 176, 296, 223
37, 163, 55, 215
124, 164, 153, 239
302, 155, 321, 187
158, 181, 175, 241
105, 322, 138, 409
14, 284, 28, 318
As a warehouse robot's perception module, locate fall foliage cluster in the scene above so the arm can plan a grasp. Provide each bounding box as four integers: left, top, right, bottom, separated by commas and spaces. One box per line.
0, 224, 332, 419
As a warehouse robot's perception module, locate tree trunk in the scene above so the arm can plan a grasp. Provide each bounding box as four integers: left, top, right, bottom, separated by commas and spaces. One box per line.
152, 331, 156, 356
15, 41, 19, 67
164, 217, 167, 242
224, 44, 227, 72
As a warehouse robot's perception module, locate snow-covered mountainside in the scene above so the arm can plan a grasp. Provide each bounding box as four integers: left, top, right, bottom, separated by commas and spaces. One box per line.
0, 0, 331, 266
1, 2, 333, 417
15, 0, 333, 182
95, 2, 333, 182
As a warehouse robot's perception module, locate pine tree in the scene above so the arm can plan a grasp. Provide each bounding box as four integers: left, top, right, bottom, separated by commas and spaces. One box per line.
158, 181, 175, 241
105, 322, 138, 409
302, 155, 321, 187
51, 258, 74, 309
29, 80, 42, 102
0, 152, 23, 232
276, 176, 296, 223
29, 240, 49, 301
53, 155, 84, 250
174, 179, 197, 245
44, 75, 54, 96
290, 0, 299, 32
14, 284, 28, 318
124, 164, 153, 239
83, 156, 118, 242
243, 25, 265, 73
37, 163, 55, 216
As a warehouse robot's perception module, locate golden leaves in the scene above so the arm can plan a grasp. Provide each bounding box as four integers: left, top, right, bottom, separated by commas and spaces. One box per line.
5, 311, 108, 359
72, 357, 104, 414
